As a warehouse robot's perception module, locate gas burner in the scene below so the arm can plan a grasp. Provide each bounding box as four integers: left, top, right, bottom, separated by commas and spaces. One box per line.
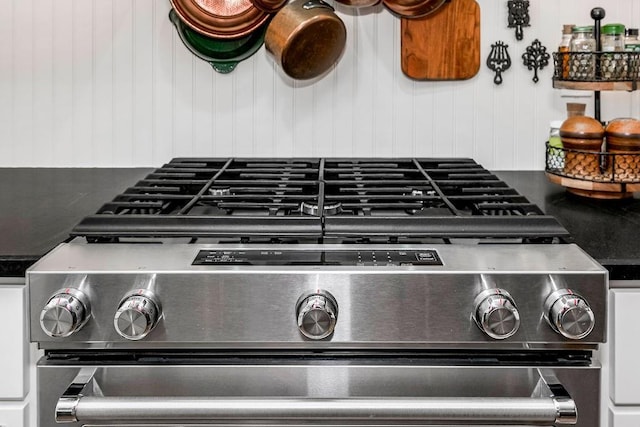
209, 187, 231, 196
72, 158, 570, 242
405, 189, 426, 215
300, 201, 343, 216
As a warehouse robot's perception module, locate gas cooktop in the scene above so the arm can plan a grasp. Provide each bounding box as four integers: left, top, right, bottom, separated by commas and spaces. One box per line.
72, 158, 569, 243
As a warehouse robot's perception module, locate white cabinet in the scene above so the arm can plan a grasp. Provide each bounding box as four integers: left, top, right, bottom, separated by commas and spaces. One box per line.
609, 406, 640, 427
0, 278, 32, 427
0, 280, 28, 399
608, 283, 640, 427
0, 402, 28, 427
610, 287, 640, 405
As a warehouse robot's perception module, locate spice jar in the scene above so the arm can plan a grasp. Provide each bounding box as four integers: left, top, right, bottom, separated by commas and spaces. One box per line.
600, 24, 627, 80
569, 26, 596, 80
558, 24, 574, 79
601, 24, 626, 51
605, 118, 640, 181
625, 28, 640, 51
559, 116, 604, 179
624, 29, 640, 81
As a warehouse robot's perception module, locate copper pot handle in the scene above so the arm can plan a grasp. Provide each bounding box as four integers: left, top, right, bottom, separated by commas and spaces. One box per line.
302, 0, 335, 11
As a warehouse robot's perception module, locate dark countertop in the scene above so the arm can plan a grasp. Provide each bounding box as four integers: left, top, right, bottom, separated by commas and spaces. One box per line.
1, 168, 639, 278
0, 168, 151, 276
496, 171, 640, 279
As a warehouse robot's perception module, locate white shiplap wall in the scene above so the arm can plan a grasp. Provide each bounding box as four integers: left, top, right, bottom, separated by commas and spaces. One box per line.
1, 0, 639, 168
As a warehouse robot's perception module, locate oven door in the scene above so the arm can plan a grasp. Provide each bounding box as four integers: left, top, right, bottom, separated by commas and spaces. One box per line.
38, 353, 599, 427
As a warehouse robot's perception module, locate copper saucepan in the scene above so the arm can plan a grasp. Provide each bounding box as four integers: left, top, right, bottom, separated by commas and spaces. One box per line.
170, 0, 271, 39
383, 0, 447, 18
265, 0, 347, 80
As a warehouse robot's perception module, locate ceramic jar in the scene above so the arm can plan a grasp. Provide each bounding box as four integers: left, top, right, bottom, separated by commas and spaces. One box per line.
605, 118, 640, 181
559, 116, 605, 179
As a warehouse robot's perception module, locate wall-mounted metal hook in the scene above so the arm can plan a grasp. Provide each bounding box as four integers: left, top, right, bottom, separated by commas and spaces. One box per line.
487, 41, 511, 85
507, 0, 530, 41
522, 39, 550, 83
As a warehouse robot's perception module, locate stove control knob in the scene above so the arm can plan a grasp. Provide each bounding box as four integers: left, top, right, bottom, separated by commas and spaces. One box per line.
473, 289, 520, 340
296, 290, 338, 340
40, 288, 91, 338
114, 290, 162, 341
544, 289, 595, 340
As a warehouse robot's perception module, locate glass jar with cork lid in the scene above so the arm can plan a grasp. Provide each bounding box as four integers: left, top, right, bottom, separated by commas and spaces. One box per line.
558, 24, 574, 78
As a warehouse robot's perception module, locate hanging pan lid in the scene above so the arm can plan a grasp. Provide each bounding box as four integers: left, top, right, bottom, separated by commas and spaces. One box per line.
170, 0, 271, 39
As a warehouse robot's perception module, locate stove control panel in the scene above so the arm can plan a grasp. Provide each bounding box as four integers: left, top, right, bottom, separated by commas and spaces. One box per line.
544, 289, 595, 340
296, 290, 338, 340
28, 243, 607, 346
473, 289, 521, 340
193, 249, 443, 267
39, 288, 91, 338
114, 290, 162, 341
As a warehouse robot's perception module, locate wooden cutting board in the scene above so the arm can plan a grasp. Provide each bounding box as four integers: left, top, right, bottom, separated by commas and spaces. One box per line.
401, 0, 480, 80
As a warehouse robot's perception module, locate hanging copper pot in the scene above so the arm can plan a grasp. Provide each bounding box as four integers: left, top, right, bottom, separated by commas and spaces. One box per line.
170, 0, 271, 39
265, 0, 347, 80
383, 0, 447, 18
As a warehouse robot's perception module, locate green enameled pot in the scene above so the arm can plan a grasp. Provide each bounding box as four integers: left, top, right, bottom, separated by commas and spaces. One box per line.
169, 9, 268, 74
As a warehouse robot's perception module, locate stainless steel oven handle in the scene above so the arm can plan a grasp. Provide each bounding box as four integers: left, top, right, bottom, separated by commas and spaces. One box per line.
56, 396, 577, 425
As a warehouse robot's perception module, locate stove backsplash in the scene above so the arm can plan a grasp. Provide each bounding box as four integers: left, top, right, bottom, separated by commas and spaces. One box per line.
2, 0, 639, 168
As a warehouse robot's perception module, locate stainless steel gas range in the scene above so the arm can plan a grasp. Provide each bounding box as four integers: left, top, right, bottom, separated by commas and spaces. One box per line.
28, 158, 607, 427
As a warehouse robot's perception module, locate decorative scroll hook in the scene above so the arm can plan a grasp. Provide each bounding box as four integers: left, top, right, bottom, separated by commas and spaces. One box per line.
507, 0, 530, 41
487, 41, 511, 85
522, 39, 550, 83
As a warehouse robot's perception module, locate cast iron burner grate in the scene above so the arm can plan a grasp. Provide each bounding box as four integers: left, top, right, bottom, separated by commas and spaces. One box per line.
71, 158, 569, 242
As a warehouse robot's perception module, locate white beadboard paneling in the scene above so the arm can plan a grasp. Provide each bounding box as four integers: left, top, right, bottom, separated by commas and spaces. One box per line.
0, 0, 14, 163
333, 10, 355, 157
152, 1, 175, 164
173, 21, 194, 158
12, 0, 33, 166
113, 0, 135, 164
4, 0, 640, 168
32, 0, 54, 165
372, 9, 395, 158
451, 80, 475, 158
52, 0, 74, 166
308, 68, 333, 158
291, 81, 314, 157
412, 80, 435, 158
72, 0, 94, 165
350, 7, 378, 157
192, 56, 214, 157
233, 60, 257, 156
132, 0, 154, 165
252, 55, 277, 157
432, 86, 457, 159
93, 0, 115, 166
